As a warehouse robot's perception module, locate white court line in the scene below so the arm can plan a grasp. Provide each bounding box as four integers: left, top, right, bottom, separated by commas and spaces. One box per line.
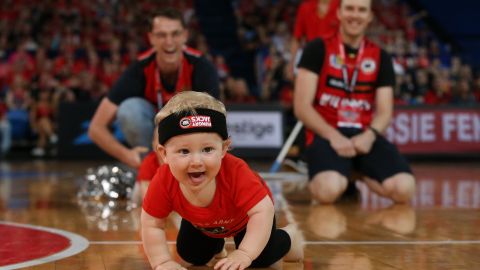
92, 174, 480, 247
305, 240, 480, 245
89, 240, 480, 245
0, 221, 89, 270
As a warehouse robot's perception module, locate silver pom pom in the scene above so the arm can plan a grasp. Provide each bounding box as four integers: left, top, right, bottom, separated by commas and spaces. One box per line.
78, 165, 135, 200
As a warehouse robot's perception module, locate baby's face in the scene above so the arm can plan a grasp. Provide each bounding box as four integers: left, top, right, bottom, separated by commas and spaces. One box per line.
160, 132, 229, 192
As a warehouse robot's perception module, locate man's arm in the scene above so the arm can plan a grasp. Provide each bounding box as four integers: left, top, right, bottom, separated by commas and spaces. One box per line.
351, 50, 395, 154
371, 86, 394, 133
351, 86, 393, 154
294, 68, 356, 157
88, 97, 144, 168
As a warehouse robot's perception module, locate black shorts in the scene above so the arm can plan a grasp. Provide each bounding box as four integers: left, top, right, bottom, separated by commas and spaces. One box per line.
306, 128, 412, 183
176, 217, 290, 267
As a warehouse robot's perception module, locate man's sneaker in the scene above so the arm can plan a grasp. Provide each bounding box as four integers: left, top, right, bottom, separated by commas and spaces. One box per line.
283, 158, 308, 175
49, 134, 58, 144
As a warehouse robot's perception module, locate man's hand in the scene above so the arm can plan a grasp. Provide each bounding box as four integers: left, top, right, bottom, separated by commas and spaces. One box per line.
214, 249, 252, 270
154, 260, 186, 270
125, 146, 149, 168
329, 134, 357, 157
351, 129, 376, 154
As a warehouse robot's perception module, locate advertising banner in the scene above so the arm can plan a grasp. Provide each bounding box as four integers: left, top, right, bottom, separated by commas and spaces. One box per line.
58, 102, 284, 159
386, 107, 480, 154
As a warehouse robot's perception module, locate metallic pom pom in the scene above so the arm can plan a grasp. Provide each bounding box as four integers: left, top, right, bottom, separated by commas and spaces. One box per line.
78, 165, 135, 200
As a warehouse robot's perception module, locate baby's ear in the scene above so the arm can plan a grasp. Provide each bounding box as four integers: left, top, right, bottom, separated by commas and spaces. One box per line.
156, 144, 168, 164
222, 138, 232, 157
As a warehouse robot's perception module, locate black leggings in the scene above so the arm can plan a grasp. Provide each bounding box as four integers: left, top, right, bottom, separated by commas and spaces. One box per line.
176, 217, 291, 268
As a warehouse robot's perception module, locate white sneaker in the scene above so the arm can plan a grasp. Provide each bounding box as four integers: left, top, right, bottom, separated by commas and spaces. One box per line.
49, 134, 58, 144
282, 223, 305, 262
283, 159, 308, 175
31, 147, 45, 157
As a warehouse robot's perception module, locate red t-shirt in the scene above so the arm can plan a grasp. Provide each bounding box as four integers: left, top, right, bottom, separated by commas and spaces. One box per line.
294, 0, 340, 41
137, 151, 160, 182
142, 153, 272, 238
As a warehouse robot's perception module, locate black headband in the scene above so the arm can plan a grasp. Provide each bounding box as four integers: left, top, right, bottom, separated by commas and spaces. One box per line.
158, 108, 229, 145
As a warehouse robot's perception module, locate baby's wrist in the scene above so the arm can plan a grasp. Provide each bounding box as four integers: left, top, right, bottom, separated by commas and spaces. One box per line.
236, 249, 253, 263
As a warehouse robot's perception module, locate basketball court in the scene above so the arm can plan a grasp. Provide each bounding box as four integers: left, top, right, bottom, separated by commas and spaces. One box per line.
1, 159, 479, 269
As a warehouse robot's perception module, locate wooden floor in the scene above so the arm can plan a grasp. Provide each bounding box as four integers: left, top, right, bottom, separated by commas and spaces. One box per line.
1, 159, 480, 270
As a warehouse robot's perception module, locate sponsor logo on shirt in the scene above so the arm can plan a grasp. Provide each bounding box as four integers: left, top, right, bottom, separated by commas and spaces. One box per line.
361, 58, 376, 74
329, 54, 343, 69
319, 93, 372, 110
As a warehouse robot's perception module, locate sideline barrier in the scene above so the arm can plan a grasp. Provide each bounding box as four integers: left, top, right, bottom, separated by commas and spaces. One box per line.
58, 102, 479, 159
58, 102, 285, 159
386, 106, 480, 154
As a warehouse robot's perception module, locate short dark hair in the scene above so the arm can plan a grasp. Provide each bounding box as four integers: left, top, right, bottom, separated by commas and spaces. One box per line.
149, 8, 186, 31
340, 0, 373, 9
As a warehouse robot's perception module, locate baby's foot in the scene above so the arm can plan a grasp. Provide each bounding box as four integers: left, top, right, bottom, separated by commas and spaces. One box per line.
282, 223, 304, 262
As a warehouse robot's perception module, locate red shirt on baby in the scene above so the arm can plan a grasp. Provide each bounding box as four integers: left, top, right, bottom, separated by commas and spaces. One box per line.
137, 151, 160, 182
142, 153, 272, 238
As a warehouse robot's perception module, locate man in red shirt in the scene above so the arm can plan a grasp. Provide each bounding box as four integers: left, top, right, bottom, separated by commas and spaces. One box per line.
88, 8, 219, 169
288, 0, 340, 79
294, 0, 415, 204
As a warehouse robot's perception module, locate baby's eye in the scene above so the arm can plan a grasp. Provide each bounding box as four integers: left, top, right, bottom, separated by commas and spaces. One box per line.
179, 149, 189, 155
203, 147, 214, 153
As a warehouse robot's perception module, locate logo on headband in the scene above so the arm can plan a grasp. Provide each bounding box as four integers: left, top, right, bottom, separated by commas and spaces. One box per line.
179, 115, 212, 129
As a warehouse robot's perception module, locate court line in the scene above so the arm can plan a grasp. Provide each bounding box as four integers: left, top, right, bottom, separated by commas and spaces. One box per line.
89, 239, 480, 245
0, 221, 89, 270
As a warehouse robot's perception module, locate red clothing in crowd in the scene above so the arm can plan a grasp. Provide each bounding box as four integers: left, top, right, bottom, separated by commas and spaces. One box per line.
423, 90, 452, 105
0, 102, 7, 119
142, 153, 272, 238
137, 151, 160, 182
293, 0, 340, 41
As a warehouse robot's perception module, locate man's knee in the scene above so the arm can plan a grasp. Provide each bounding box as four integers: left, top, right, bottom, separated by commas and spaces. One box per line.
309, 171, 348, 204
383, 173, 416, 203
117, 98, 154, 122
116, 98, 155, 146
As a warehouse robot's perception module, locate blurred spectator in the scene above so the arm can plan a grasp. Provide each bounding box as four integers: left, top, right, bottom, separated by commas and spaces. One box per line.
223, 77, 256, 104
474, 74, 480, 102
288, 0, 340, 79
399, 73, 416, 102
29, 89, 57, 157
414, 69, 429, 102
214, 55, 230, 82
0, 0, 477, 157
451, 79, 477, 105
6, 74, 30, 110
261, 48, 282, 99
0, 96, 11, 157
424, 77, 452, 105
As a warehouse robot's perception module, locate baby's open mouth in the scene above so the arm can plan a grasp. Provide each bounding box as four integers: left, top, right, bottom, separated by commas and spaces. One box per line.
189, 172, 204, 178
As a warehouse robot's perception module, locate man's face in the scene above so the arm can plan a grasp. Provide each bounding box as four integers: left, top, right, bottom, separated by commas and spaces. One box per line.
148, 16, 188, 68
337, 0, 373, 38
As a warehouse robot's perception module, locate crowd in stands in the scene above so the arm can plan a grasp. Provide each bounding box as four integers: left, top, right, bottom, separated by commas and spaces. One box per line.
0, 0, 478, 158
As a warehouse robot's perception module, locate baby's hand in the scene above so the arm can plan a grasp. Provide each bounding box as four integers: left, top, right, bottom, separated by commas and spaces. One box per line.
214, 249, 252, 270
154, 260, 187, 270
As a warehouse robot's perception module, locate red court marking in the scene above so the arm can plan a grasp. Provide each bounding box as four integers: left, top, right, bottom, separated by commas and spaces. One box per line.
0, 224, 70, 266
